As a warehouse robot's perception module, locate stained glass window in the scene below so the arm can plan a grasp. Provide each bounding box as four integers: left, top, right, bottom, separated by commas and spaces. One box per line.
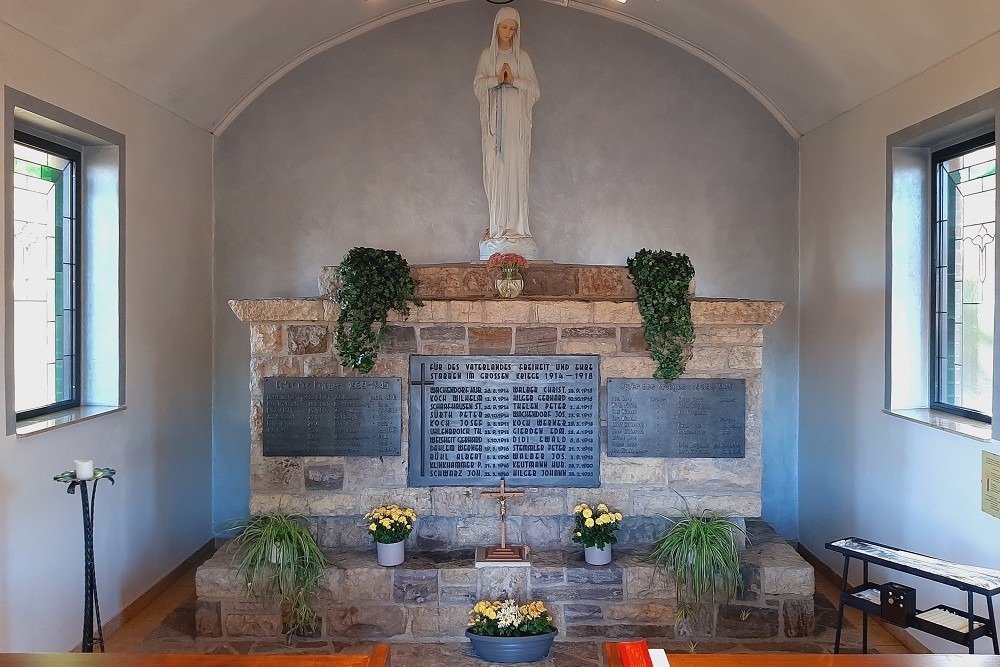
931, 133, 996, 421
12, 131, 80, 417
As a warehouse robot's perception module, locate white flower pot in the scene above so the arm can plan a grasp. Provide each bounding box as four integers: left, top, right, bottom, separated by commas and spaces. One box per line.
585, 544, 612, 566
376, 540, 405, 567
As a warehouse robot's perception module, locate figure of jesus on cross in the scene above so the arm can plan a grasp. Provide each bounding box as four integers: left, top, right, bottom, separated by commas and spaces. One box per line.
476, 477, 530, 566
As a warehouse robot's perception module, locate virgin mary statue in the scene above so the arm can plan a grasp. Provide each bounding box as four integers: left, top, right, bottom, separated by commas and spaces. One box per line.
474, 7, 541, 260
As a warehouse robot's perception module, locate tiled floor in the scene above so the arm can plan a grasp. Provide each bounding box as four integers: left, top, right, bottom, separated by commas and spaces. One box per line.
103, 550, 912, 665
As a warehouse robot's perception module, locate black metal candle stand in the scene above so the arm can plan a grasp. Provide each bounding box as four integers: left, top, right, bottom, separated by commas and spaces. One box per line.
54, 467, 116, 653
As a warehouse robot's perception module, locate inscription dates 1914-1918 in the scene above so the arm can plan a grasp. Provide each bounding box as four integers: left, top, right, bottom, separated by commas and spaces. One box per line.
263, 377, 402, 457
607, 378, 746, 458
408, 355, 601, 488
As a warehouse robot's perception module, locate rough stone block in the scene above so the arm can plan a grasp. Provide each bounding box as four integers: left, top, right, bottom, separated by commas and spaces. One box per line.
782, 598, 815, 637
359, 488, 432, 515
317, 516, 371, 549
302, 356, 343, 377
694, 326, 763, 345
451, 301, 485, 323
485, 301, 535, 324
605, 602, 674, 624
344, 457, 408, 490
687, 347, 728, 371
414, 516, 456, 551
432, 487, 476, 516
619, 327, 648, 353
456, 516, 518, 547
601, 458, 665, 485
287, 325, 329, 354
717, 604, 779, 638
318, 266, 339, 298
411, 604, 470, 638
674, 602, 714, 637
521, 266, 579, 297
326, 604, 406, 638
419, 342, 467, 355
440, 569, 479, 604
617, 516, 671, 546
564, 604, 603, 621
579, 268, 636, 299
420, 325, 466, 342
304, 464, 345, 491
666, 459, 761, 493
753, 543, 814, 596
195, 601, 222, 637
565, 623, 668, 639
567, 567, 623, 585
600, 357, 658, 379
250, 324, 284, 355
306, 493, 356, 515
224, 613, 282, 638
249, 493, 308, 515
381, 326, 417, 353
393, 569, 439, 603
729, 345, 763, 370
737, 563, 761, 601
562, 326, 616, 340
479, 566, 528, 600
535, 300, 592, 324
522, 516, 570, 549
593, 302, 641, 324
468, 327, 513, 354
530, 567, 566, 587
559, 340, 618, 355
249, 356, 302, 391
531, 583, 623, 601
624, 566, 674, 600
370, 354, 409, 378
251, 457, 302, 493
514, 327, 557, 354
339, 568, 393, 602
690, 300, 783, 326
230, 298, 325, 323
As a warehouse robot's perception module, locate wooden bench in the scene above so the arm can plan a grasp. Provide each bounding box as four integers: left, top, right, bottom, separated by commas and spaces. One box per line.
0, 645, 390, 667
603, 644, 1000, 666
827, 537, 1000, 655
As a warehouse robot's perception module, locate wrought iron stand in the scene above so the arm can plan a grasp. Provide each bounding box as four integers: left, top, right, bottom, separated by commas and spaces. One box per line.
54, 467, 116, 653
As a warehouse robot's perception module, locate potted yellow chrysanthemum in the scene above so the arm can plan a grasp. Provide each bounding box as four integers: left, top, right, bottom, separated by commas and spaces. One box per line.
363, 503, 417, 566
466, 598, 557, 663
571, 502, 624, 565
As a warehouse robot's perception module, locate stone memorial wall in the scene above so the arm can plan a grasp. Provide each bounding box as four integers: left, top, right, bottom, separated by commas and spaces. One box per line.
233, 263, 783, 550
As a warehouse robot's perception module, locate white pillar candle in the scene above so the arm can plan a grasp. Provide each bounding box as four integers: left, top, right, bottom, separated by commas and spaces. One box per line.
74, 459, 94, 480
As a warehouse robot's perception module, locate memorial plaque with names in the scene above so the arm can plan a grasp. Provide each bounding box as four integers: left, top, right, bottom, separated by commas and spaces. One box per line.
263, 377, 402, 457
607, 378, 745, 458
408, 355, 600, 487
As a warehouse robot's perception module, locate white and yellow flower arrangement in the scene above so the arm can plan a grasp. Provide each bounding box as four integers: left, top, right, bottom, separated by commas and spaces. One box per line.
467, 598, 555, 637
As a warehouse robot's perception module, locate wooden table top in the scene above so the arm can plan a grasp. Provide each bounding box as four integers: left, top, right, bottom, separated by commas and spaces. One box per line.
603, 645, 1000, 667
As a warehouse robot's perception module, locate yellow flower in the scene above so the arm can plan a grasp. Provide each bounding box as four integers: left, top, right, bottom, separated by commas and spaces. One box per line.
585, 517, 595, 528
582, 508, 593, 518
380, 518, 392, 527
615, 512, 623, 521
369, 523, 377, 531
597, 503, 608, 512
573, 504, 583, 513
575, 531, 582, 537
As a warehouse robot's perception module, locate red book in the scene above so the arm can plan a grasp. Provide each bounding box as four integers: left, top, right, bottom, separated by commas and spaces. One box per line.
617, 640, 654, 667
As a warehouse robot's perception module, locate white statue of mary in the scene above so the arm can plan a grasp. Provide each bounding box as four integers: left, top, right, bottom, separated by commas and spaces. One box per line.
474, 7, 541, 260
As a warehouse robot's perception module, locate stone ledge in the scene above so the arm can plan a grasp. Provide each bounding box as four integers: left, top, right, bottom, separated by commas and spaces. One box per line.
231, 296, 782, 326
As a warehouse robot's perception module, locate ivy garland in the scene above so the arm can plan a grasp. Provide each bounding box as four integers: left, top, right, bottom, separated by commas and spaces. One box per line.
335, 247, 420, 374
626, 248, 695, 381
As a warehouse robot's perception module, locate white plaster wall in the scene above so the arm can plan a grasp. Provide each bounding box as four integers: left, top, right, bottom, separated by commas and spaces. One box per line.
0, 23, 214, 651
799, 34, 1000, 652
213, 3, 800, 536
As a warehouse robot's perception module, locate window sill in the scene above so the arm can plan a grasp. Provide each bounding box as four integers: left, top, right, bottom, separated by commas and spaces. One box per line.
16, 404, 125, 437
884, 408, 992, 442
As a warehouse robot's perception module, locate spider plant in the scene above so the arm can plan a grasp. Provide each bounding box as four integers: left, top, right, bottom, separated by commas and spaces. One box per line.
231, 512, 328, 638
643, 494, 747, 609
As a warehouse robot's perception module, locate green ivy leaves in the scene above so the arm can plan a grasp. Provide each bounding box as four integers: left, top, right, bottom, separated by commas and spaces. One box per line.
626, 248, 695, 381
335, 247, 420, 374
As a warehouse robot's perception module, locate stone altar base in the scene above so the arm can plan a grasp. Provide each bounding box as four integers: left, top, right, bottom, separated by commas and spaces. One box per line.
195, 521, 814, 643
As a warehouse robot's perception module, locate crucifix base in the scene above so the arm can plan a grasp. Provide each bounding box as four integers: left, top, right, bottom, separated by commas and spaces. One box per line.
475, 545, 531, 568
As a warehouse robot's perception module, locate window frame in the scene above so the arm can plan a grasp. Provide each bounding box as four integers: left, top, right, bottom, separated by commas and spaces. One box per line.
12, 129, 83, 420
928, 131, 996, 424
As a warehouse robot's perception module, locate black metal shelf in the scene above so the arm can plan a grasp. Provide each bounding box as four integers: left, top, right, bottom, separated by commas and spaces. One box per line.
911, 605, 993, 646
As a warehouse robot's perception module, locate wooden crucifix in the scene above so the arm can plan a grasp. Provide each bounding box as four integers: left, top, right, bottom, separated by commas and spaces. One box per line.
476, 477, 530, 566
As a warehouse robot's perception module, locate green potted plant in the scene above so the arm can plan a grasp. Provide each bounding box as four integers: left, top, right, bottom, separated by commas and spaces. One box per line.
364, 503, 417, 566
466, 598, 557, 663
643, 494, 746, 624
230, 512, 329, 638
571, 501, 623, 565
626, 248, 696, 380
335, 247, 421, 373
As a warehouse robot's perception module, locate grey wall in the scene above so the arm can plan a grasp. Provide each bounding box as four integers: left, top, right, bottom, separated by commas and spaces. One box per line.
213, 2, 800, 536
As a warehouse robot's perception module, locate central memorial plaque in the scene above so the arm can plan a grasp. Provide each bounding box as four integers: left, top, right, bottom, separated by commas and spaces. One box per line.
408, 355, 600, 487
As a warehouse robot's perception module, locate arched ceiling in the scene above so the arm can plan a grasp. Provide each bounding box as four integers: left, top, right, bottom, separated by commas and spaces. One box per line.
1, 0, 998, 137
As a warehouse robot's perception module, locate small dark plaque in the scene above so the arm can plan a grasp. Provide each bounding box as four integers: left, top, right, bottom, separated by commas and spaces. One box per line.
263, 377, 402, 457
607, 378, 745, 458
408, 355, 600, 487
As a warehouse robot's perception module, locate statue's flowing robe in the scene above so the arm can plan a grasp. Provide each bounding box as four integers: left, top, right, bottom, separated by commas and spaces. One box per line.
474, 44, 539, 239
